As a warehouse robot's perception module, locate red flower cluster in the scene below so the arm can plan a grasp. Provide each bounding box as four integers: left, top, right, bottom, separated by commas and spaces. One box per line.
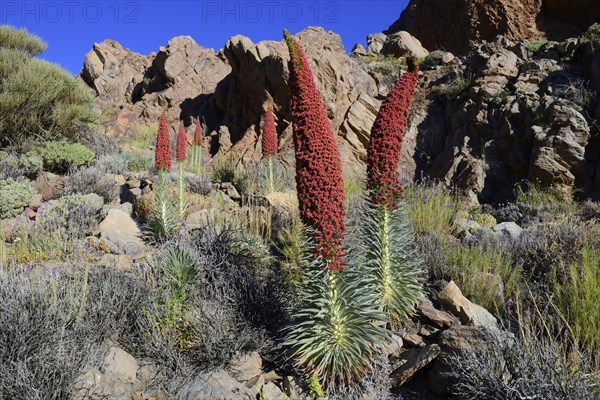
366, 59, 419, 209
176, 123, 187, 161
284, 29, 347, 271
155, 114, 172, 172
262, 107, 278, 158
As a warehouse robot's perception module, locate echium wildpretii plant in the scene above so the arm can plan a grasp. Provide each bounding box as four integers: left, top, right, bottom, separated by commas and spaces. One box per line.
354, 57, 423, 323
190, 117, 206, 174
282, 29, 388, 388
262, 106, 278, 194
176, 123, 189, 218
151, 114, 178, 240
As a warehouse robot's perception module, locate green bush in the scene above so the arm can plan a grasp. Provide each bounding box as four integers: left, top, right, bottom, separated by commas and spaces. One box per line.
32, 141, 95, 173
554, 243, 600, 361
0, 26, 98, 148
404, 181, 460, 236
523, 41, 547, 53
0, 150, 42, 179
0, 25, 46, 56
0, 178, 35, 219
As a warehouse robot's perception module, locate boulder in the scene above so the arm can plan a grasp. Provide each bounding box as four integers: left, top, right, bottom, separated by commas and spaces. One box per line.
32, 172, 63, 201
104, 347, 139, 384
178, 370, 257, 400
383, 31, 429, 59
437, 281, 498, 330
493, 222, 523, 239
351, 43, 367, 57
390, 344, 441, 388
264, 192, 297, 215
366, 33, 387, 54
84, 193, 105, 212
428, 325, 513, 396
97, 209, 146, 256
230, 351, 262, 387
417, 300, 461, 329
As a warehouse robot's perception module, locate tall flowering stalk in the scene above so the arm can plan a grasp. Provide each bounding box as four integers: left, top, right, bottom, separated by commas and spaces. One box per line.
366, 58, 419, 208
283, 29, 346, 270
176, 123, 188, 218
262, 107, 278, 194
356, 58, 423, 322
283, 29, 387, 388
152, 114, 176, 240
190, 118, 205, 174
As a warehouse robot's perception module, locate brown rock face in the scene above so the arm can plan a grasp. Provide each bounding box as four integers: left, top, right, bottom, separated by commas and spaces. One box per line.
82, 36, 230, 135
544, 0, 600, 27
82, 28, 381, 174
387, 0, 598, 55
387, 0, 543, 55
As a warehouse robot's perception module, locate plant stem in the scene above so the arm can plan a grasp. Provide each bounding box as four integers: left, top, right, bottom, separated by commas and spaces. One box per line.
178, 161, 186, 217
266, 157, 275, 194
380, 207, 392, 313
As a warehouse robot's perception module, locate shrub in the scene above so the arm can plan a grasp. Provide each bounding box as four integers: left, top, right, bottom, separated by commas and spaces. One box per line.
472, 212, 497, 228
553, 243, 600, 361
0, 25, 46, 56
442, 240, 522, 314
4, 194, 100, 264
581, 22, 600, 43
32, 141, 95, 174
435, 71, 472, 99
404, 181, 460, 236
554, 78, 596, 109
0, 49, 98, 148
130, 123, 158, 151
420, 50, 447, 71
523, 40, 547, 53
449, 312, 599, 399
63, 154, 129, 200
510, 217, 594, 282
137, 228, 282, 371
184, 173, 212, 196
515, 182, 577, 213
0, 178, 35, 218
0, 150, 42, 180
0, 265, 145, 399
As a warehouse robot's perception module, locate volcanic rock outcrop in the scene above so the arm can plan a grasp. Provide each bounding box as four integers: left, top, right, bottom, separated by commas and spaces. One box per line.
386, 0, 599, 55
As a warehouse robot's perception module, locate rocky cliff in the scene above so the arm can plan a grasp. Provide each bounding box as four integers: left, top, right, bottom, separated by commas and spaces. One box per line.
386, 0, 599, 55
81, 24, 600, 202
82, 28, 387, 175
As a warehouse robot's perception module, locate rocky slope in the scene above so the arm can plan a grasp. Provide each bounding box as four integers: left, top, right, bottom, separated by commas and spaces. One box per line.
406, 36, 600, 202
386, 0, 599, 55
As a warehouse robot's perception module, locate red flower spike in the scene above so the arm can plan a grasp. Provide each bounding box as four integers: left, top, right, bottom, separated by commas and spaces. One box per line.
176, 123, 187, 161
284, 29, 347, 271
155, 114, 172, 172
366, 59, 419, 209
194, 119, 202, 145
262, 107, 278, 158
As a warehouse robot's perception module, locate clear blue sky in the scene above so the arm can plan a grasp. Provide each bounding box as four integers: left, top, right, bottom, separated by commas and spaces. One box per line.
0, 1, 409, 74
